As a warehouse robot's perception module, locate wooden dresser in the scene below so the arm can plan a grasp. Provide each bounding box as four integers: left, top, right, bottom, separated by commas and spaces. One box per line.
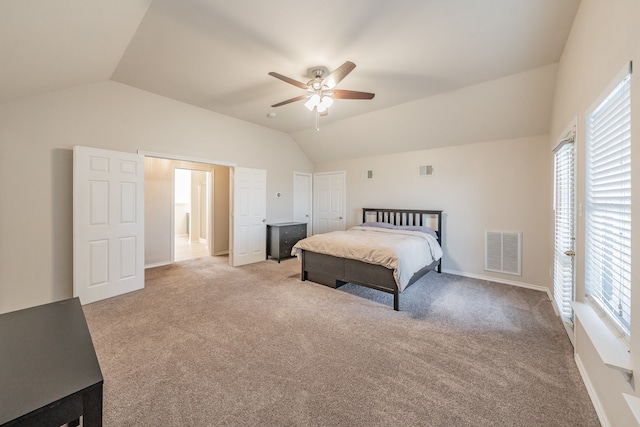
266, 222, 307, 262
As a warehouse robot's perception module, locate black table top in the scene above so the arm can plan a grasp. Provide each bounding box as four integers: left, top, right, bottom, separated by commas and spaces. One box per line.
0, 297, 103, 424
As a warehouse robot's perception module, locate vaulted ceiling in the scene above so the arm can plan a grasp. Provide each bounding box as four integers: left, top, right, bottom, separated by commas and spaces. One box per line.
1, 0, 581, 162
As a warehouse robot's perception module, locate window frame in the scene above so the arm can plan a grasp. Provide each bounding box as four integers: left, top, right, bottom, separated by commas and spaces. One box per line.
584, 62, 632, 338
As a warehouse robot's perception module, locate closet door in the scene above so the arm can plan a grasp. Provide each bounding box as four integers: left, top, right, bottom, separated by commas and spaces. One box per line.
313, 171, 345, 234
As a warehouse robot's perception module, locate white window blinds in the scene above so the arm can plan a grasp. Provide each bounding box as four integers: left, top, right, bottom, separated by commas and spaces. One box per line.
553, 137, 575, 323
585, 66, 632, 336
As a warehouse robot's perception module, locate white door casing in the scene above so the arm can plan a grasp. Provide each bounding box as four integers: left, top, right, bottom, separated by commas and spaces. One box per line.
231, 167, 267, 266
313, 171, 346, 234
293, 172, 312, 236
73, 146, 145, 304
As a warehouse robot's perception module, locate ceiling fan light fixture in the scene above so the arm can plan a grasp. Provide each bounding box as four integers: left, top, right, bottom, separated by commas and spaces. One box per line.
320, 95, 333, 109
304, 93, 321, 111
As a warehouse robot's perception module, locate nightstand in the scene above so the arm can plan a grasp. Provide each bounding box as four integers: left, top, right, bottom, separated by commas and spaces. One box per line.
266, 222, 307, 262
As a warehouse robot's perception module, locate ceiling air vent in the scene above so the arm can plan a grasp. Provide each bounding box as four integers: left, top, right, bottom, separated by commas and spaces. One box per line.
418, 164, 434, 177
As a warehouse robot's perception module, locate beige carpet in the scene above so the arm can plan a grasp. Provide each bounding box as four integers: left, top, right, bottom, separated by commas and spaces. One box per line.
83, 256, 600, 426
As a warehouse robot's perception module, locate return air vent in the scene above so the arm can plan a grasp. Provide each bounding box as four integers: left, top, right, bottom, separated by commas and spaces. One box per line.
485, 230, 522, 276
362, 169, 374, 180
418, 164, 434, 177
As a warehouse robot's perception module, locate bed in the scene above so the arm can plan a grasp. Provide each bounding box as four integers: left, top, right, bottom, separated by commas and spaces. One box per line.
292, 208, 443, 311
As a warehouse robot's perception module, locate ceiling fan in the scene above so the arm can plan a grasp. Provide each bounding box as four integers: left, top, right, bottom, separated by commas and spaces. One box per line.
268, 61, 375, 130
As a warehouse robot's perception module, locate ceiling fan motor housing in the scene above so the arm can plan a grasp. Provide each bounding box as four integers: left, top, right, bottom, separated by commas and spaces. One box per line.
307, 66, 329, 90
308, 66, 329, 79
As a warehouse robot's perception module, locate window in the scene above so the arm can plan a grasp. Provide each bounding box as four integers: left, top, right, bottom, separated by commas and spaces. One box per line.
585, 64, 632, 336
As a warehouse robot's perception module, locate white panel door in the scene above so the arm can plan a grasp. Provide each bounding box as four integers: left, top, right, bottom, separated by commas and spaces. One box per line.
73, 146, 145, 304
313, 171, 345, 234
293, 172, 312, 236
231, 167, 266, 266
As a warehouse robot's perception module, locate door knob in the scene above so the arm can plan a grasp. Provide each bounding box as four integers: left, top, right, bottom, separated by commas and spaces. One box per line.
262, 219, 266, 223
564, 250, 576, 256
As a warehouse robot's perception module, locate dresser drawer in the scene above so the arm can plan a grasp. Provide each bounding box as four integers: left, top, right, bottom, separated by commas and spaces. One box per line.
280, 225, 306, 239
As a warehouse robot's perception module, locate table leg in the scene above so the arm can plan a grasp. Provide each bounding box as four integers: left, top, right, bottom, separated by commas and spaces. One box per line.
81, 383, 103, 427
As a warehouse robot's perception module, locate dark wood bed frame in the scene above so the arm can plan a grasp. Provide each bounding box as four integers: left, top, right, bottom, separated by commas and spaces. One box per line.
299, 208, 443, 311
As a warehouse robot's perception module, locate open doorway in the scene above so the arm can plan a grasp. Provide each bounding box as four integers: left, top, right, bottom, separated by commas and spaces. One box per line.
174, 168, 210, 261
143, 155, 231, 268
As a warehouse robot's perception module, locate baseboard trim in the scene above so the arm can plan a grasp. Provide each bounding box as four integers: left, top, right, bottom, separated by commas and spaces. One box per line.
145, 261, 172, 269
575, 353, 610, 427
441, 268, 552, 299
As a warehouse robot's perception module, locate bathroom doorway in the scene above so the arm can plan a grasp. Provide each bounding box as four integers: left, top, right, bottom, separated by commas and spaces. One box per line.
174, 168, 211, 261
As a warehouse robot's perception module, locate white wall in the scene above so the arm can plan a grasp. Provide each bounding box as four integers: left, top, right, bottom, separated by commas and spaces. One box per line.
0, 80, 312, 313
315, 135, 552, 291
144, 157, 174, 266
211, 165, 230, 255
549, 0, 640, 425
175, 204, 189, 235
190, 169, 207, 243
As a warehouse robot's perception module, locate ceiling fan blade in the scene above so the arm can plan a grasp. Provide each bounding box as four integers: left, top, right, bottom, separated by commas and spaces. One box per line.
322, 61, 356, 89
268, 72, 309, 90
271, 94, 308, 108
332, 89, 375, 100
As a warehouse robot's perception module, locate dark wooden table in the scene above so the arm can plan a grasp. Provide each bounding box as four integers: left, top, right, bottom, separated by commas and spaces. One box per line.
0, 297, 103, 427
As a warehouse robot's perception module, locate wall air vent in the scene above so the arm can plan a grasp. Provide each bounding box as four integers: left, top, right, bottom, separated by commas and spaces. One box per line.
418, 164, 434, 177
362, 169, 374, 180
485, 230, 522, 276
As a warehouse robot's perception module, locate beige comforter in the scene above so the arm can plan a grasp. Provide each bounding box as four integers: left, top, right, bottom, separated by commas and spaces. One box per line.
291, 226, 443, 291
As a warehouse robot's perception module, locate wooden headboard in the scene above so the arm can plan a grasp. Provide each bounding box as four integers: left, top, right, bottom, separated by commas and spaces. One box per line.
362, 208, 443, 244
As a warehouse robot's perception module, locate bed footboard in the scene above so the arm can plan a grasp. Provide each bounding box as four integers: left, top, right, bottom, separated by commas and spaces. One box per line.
301, 252, 346, 288
301, 250, 408, 310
